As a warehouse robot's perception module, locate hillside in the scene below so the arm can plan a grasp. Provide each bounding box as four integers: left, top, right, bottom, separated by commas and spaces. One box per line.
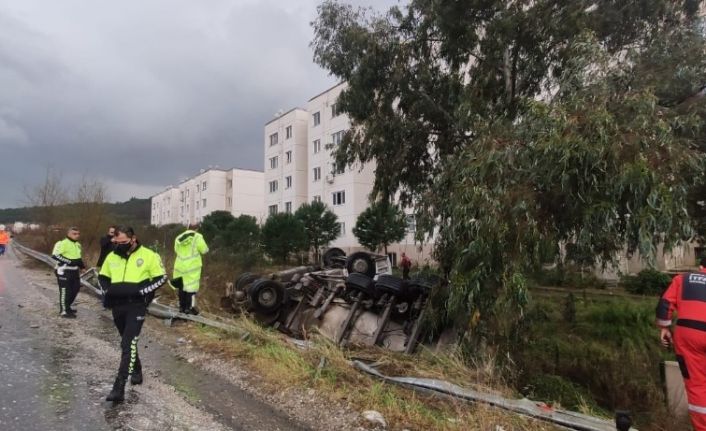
0, 198, 150, 226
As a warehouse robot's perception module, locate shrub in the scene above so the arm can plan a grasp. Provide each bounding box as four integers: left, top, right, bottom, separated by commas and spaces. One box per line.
619, 269, 672, 296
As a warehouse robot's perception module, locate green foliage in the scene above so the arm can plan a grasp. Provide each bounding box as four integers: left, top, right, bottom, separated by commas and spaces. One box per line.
524, 374, 597, 412
0, 198, 150, 226
515, 296, 668, 424
262, 213, 306, 264
532, 267, 607, 290
619, 269, 672, 296
313, 0, 706, 346
294, 201, 340, 261
352, 201, 406, 254
200, 211, 237, 244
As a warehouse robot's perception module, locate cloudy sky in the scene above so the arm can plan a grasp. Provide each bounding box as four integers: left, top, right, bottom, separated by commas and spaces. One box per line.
0, 0, 400, 208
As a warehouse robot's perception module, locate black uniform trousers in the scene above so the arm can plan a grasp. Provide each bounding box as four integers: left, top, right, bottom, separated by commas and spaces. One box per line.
172, 277, 195, 312
56, 270, 81, 313
111, 302, 146, 380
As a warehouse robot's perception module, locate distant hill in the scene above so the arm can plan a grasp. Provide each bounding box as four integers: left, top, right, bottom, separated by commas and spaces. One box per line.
0, 198, 151, 226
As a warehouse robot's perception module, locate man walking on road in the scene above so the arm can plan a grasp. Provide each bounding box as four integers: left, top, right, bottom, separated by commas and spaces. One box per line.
99, 226, 167, 402
51, 227, 86, 318
172, 224, 208, 314
96, 225, 116, 268
657, 257, 706, 430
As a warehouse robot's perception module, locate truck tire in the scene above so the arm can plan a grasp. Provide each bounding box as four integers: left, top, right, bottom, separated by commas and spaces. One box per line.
322, 247, 346, 267
346, 252, 376, 278
249, 279, 285, 314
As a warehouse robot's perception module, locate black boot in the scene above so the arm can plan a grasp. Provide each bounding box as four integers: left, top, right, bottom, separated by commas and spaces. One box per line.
106, 377, 126, 402
130, 371, 143, 385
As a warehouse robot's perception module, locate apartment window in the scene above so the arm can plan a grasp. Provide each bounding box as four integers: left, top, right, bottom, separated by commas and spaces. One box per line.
269, 180, 278, 193
313, 195, 321, 203
332, 190, 345, 206
197, 184, 200, 192
313, 111, 320, 126
186, 189, 189, 197
227, 180, 233, 189
202, 181, 207, 191
226, 197, 232, 207
285, 150, 292, 164
285, 176, 292, 189
186, 204, 189, 212
180, 191, 184, 202
285, 202, 292, 214
269, 156, 278, 169
331, 103, 341, 118
285, 125, 292, 139
333, 162, 345, 176
338, 222, 345, 235
313, 167, 321, 182
202, 198, 207, 208
332, 130, 345, 146
269, 132, 278, 146
313, 139, 321, 154
268, 204, 278, 215
405, 214, 416, 233
196, 201, 200, 209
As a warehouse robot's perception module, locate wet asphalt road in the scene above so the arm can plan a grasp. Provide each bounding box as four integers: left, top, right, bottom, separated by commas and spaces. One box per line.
0, 248, 310, 431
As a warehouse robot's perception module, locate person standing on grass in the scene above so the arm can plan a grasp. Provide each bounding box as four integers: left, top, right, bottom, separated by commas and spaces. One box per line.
99, 226, 167, 402
172, 224, 208, 315
51, 227, 86, 318
400, 252, 412, 280
657, 257, 706, 430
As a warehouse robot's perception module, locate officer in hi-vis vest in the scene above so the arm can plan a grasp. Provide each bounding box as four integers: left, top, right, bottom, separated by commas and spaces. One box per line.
172, 224, 208, 314
99, 226, 167, 403
51, 227, 86, 318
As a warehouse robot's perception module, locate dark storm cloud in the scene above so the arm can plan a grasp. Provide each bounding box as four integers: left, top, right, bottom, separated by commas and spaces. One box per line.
0, 0, 402, 208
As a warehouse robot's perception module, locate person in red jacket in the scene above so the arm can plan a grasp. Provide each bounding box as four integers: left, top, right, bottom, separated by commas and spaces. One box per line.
0, 226, 9, 256
657, 257, 706, 430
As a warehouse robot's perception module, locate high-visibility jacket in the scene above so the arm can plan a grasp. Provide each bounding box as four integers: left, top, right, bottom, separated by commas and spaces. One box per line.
99, 244, 167, 307
0, 231, 9, 245
657, 271, 706, 430
173, 230, 208, 293
51, 237, 85, 271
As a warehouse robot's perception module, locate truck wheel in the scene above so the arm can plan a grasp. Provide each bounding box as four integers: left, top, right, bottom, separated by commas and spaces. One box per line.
249, 279, 285, 314
346, 252, 376, 278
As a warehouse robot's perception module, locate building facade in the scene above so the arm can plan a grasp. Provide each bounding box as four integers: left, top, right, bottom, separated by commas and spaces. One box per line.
263, 83, 435, 265
263, 108, 310, 217
151, 168, 264, 226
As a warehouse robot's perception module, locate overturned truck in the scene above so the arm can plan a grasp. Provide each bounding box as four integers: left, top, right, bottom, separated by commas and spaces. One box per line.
224, 248, 437, 353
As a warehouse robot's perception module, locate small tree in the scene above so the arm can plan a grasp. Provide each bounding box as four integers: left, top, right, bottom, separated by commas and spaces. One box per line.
24, 166, 68, 250
295, 201, 340, 262
200, 211, 236, 245
353, 201, 406, 255
262, 213, 306, 264
223, 215, 260, 254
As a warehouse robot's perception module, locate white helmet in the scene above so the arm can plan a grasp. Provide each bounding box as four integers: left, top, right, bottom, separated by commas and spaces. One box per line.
0, 225, 5, 230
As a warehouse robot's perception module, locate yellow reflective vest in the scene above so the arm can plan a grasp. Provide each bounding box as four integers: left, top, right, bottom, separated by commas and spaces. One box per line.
99, 245, 167, 307
51, 238, 85, 270
173, 230, 209, 293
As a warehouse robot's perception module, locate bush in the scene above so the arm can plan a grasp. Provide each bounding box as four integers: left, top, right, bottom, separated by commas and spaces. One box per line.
523, 374, 598, 411
619, 269, 672, 296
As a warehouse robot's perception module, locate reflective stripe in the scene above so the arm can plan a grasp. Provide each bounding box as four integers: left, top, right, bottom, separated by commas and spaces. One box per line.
657, 319, 672, 327
128, 336, 139, 374
689, 404, 706, 414
60, 287, 66, 313
174, 267, 201, 275
176, 254, 200, 261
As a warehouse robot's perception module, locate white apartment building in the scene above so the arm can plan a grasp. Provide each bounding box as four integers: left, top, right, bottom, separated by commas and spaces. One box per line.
151, 168, 264, 226
264, 108, 309, 216
263, 83, 434, 265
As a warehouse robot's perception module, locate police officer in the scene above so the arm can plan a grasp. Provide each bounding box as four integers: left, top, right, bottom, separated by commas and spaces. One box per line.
51, 227, 86, 318
172, 224, 208, 314
99, 226, 167, 403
